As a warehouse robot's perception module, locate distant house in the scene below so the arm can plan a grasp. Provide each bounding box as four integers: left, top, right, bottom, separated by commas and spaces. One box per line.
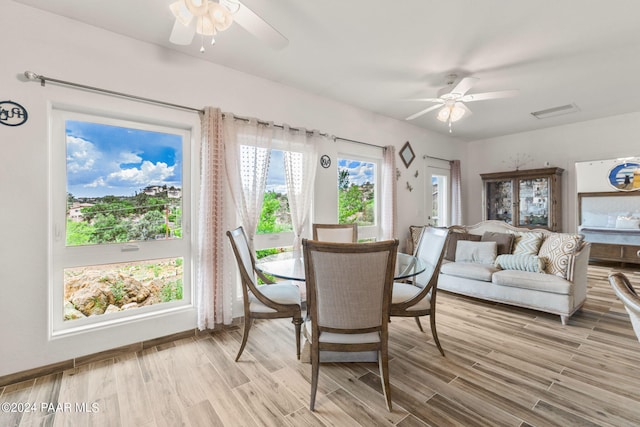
143, 185, 165, 196
68, 202, 94, 222
167, 188, 181, 199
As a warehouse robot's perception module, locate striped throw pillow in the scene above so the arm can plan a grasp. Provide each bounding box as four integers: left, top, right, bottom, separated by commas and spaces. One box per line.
494, 254, 545, 273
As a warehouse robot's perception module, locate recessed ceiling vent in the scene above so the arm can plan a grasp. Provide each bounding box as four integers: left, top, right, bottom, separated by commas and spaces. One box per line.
531, 103, 580, 119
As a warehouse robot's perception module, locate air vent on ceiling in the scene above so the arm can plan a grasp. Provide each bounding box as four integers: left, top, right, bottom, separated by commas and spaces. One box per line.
531, 103, 580, 119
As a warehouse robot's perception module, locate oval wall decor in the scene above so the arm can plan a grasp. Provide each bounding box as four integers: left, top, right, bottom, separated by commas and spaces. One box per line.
0, 100, 28, 127
608, 162, 640, 191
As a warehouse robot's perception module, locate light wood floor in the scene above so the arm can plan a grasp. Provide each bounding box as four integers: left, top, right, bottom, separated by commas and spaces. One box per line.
2, 264, 640, 426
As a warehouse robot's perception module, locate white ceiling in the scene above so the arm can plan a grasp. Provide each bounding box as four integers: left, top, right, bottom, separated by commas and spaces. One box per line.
13, 0, 640, 141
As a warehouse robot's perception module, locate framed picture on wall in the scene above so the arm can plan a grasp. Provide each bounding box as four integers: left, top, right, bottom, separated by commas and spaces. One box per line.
400, 141, 415, 168
608, 162, 640, 191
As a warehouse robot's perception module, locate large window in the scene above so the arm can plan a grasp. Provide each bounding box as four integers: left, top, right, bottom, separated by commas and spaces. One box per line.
51, 108, 192, 335
426, 159, 451, 227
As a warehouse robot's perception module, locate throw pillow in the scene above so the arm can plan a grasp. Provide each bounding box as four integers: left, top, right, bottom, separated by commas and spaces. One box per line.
494, 254, 545, 273
455, 241, 497, 265
509, 231, 544, 255
615, 216, 640, 229
444, 233, 482, 261
537, 233, 582, 278
409, 225, 425, 254
481, 231, 514, 255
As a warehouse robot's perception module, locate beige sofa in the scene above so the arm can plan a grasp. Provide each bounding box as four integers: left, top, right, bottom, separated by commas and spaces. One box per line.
408, 221, 591, 325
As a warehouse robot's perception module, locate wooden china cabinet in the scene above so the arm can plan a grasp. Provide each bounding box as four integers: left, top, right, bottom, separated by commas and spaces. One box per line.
481, 167, 564, 231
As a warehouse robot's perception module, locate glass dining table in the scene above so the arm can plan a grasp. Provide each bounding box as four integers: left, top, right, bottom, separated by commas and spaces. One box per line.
255, 250, 425, 364
255, 251, 426, 282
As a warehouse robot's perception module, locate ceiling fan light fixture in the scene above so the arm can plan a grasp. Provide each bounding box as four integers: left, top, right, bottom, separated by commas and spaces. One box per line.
208, 2, 234, 31
184, 0, 210, 16
437, 102, 466, 123
170, 1, 193, 26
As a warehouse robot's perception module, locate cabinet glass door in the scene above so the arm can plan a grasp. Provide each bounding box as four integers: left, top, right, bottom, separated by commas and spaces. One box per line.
486, 180, 513, 224
518, 178, 549, 227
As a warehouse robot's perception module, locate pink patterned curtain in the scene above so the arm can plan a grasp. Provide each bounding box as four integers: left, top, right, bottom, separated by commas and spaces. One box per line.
381, 145, 397, 240
450, 159, 462, 225
197, 107, 234, 329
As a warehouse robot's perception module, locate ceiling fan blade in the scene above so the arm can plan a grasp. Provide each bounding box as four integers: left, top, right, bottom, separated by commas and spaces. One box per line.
169, 19, 196, 45
450, 77, 479, 96
233, 1, 289, 49
461, 90, 519, 102
459, 102, 472, 115
405, 104, 443, 121
405, 98, 443, 103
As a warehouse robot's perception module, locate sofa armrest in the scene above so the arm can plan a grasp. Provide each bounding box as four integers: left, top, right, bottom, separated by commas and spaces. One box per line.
566, 242, 591, 307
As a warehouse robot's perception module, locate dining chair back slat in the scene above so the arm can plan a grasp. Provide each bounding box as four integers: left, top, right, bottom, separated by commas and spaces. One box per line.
312, 223, 358, 242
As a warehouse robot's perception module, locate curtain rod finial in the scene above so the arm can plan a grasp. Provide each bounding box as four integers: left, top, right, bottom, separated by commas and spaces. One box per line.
24, 71, 39, 80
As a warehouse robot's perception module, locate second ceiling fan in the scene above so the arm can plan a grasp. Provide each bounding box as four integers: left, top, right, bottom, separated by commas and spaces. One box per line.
406, 74, 518, 132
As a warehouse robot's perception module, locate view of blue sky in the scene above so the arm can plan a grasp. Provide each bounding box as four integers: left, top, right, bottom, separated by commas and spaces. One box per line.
66, 120, 182, 198
265, 151, 374, 193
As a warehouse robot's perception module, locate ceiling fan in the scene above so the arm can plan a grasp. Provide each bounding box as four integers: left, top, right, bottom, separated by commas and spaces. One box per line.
405, 74, 518, 132
169, 0, 288, 52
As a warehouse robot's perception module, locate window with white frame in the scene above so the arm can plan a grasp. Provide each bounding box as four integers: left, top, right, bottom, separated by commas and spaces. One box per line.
337, 149, 381, 241
254, 149, 293, 257
51, 108, 192, 335
426, 158, 451, 227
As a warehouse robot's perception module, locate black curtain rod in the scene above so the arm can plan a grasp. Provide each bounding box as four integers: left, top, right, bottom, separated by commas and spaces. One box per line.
23, 70, 381, 150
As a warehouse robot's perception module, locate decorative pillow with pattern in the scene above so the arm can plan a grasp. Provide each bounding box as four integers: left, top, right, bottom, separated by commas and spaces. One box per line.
509, 231, 544, 255
409, 225, 425, 254
494, 254, 545, 273
537, 233, 582, 278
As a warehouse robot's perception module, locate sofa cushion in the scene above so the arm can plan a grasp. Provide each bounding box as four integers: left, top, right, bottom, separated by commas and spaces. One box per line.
538, 233, 582, 279
444, 232, 482, 261
481, 231, 514, 255
455, 241, 497, 264
492, 270, 572, 295
441, 261, 499, 282
494, 254, 545, 273
509, 231, 544, 255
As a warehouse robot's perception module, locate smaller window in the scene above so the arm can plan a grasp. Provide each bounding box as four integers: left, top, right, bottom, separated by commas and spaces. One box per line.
337, 158, 376, 226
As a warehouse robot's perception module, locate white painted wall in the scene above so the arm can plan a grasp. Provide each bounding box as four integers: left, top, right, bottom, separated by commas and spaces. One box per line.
1, 0, 465, 376
463, 112, 640, 232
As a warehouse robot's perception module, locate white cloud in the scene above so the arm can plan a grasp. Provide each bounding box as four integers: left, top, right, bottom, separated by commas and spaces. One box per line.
107, 160, 175, 186
67, 136, 100, 173
118, 151, 143, 164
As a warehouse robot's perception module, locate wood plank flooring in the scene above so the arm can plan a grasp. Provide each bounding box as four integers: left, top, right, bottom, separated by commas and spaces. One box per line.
2, 264, 640, 426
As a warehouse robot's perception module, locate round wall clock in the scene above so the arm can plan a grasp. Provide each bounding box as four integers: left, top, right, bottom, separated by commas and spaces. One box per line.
320, 154, 331, 168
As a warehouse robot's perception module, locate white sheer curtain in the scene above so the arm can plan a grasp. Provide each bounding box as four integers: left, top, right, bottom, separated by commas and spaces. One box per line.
197, 107, 235, 329
450, 159, 462, 225
281, 126, 321, 251
223, 114, 274, 251
380, 145, 397, 240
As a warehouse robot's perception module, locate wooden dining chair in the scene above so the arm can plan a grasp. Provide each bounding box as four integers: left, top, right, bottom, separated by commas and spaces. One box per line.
303, 238, 399, 411
312, 223, 358, 242
390, 226, 450, 356
608, 272, 640, 342
227, 226, 303, 361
